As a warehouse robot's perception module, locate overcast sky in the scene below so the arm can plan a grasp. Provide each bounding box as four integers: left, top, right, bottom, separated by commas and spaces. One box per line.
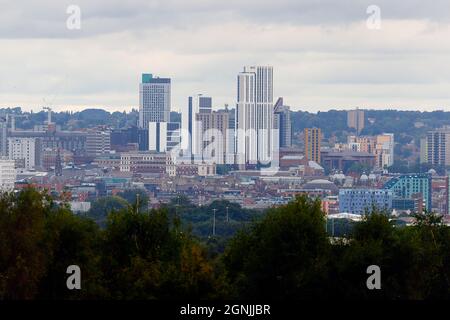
1, 0, 450, 113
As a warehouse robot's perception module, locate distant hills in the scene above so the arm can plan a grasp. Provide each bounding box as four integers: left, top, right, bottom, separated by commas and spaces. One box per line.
3, 107, 450, 146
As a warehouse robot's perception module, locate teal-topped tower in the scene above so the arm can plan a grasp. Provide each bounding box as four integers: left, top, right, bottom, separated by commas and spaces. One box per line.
142, 73, 153, 83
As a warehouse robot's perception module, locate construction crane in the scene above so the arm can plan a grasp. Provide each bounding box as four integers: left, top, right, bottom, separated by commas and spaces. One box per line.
8, 114, 28, 132
43, 106, 52, 125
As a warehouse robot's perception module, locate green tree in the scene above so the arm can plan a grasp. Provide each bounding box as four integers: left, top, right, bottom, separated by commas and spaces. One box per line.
117, 189, 149, 213
101, 206, 218, 299
0, 188, 49, 299
223, 195, 330, 299
87, 196, 128, 226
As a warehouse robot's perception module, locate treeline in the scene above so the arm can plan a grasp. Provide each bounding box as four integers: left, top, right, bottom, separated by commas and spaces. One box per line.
1, 188, 450, 300
86, 191, 264, 241
6, 107, 450, 142
291, 109, 450, 141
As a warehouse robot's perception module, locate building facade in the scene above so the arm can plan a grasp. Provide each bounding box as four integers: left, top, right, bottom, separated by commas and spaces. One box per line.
148, 122, 181, 152
139, 73, 171, 129
196, 110, 229, 164
347, 109, 365, 134
426, 128, 450, 166
8, 137, 40, 170
0, 157, 16, 191
273, 97, 292, 148
119, 151, 171, 175
384, 173, 432, 211
339, 189, 393, 215
86, 127, 111, 156
236, 66, 274, 165
182, 95, 213, 157
347, 133, 394, 168
304, 128, 321, 163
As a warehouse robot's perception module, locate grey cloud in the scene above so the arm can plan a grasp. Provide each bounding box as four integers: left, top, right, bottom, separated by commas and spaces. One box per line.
2, 0, 450, 38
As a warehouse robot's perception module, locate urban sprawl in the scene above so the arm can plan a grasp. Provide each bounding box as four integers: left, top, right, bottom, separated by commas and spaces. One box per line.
1, 66, 449, 226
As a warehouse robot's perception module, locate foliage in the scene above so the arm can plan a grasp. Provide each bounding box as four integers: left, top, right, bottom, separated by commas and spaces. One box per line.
1, 188, 450, 300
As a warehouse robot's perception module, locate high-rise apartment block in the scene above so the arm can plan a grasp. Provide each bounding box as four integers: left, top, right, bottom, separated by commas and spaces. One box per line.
426, 127, 450, 166
236, 66, 274, 165
347, 109, 365, 134
304, 128, 321, 163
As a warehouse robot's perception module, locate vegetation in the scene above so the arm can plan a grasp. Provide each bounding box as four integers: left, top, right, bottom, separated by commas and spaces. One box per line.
1, 188, 449, 299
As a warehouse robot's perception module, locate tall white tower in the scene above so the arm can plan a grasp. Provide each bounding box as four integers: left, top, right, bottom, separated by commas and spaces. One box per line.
139, 73, 171, 129
236, 66, 274, 166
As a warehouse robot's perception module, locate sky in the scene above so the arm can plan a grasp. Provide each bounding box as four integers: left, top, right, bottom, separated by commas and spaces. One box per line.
1, 0, 450, 113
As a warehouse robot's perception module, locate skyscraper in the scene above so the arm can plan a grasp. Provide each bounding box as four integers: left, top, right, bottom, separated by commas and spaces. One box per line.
347, 109, 365, 134
182, 95, 213, 158
273, 97, 292, 148
426, 127, 450, 166
139, 73, 171, 129
236, 66, 274, 165
304, 128, 321, 163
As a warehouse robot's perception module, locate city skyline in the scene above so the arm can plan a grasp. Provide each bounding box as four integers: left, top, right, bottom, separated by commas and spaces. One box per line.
2, 1, 450, 112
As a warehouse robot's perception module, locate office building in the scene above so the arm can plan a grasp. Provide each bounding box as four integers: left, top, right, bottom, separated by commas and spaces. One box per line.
86, 127, 111, 157
10, 130, 86, 155
236, 66, 274, 165
273, 97, 292, 148
304, 128, 321, 163
0, 157, 16, 191
8, 137, 40, 170
196, 110, 229, 164
139, 73, 171, 129
119, 151, 171, 175
339, 189, 393, 215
